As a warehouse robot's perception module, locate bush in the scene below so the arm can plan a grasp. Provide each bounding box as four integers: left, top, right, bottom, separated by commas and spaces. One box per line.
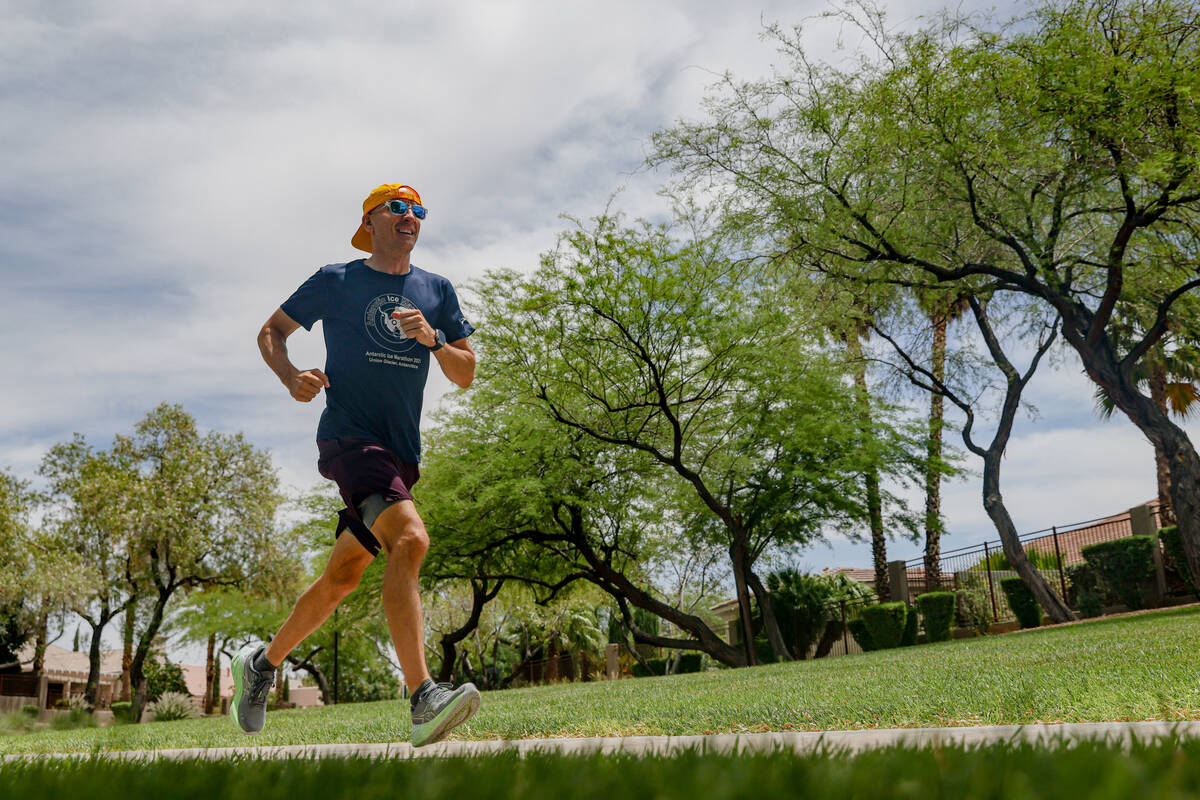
901, 605, 919, 646
1082, 536, 1157, 610
1159, 526, 1198, 598
846, 618, 876, 652
955, 585, 993, 635
19, 704, 38, 719
1000, 577, 1042, 628
109, 701, 133, 723
631, 657, 669, 677
676, 653, 703, 674
916, 592, 956, 643
147, 691, 198, 722
143, 657, 189, 702
49, 708, 97, 731
861, 602, 908, 650
1065, 562, 1107, 617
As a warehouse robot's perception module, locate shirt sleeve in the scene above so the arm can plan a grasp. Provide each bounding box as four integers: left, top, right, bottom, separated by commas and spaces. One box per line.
436, 280, 476, 342
280, 269, 329, 331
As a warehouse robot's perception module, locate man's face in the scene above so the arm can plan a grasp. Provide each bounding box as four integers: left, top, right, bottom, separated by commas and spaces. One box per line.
364, 199, 422, 253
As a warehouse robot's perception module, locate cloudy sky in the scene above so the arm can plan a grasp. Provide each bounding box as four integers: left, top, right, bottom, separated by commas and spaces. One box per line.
3, 0, 1197, 624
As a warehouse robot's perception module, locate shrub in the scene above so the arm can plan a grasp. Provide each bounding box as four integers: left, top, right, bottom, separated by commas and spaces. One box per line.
631, 657, 669, 677
1082, 536, 1157, 610
144, 657, 190, 702
846, 618, 877, 652
861, 602, 908, 650
49, 708, 97, 731
916, 592, 956, 643
147, 691, 198, 722
19, 704, 38, 719
1065, 562, 1107, 617
1159, 526, 1198, 598
901, 605, 919, 646
676, 653, 703, 674
955, 585, 993, 635
109, 701, 133, 723
1000, 577, 1042, 628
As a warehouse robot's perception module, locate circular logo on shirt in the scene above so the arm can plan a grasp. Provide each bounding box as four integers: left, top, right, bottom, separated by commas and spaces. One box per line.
364, 293, 421, 353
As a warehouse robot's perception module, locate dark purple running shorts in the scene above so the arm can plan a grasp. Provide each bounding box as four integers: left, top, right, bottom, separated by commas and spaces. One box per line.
317, 437, 420, 557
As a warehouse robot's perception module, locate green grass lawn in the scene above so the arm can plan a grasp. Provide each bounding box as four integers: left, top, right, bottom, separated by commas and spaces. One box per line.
7, 741, 1200, 799
3, 605, 1198, 755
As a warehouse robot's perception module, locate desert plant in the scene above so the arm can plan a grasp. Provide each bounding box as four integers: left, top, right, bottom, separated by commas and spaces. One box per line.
1082, 536, 1157, 610
916, 592, 956, 643
1000, 578, 1042, 629
147, 691, 198, 722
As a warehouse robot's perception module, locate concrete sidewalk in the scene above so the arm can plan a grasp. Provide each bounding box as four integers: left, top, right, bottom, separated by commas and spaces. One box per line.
8, 721, 1200, 762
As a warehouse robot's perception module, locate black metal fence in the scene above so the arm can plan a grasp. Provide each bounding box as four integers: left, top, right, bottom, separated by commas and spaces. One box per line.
809, 504, 1173, 658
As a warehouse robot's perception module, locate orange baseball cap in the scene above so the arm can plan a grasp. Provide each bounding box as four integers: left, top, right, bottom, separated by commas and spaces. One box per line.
351, 184, 425, 253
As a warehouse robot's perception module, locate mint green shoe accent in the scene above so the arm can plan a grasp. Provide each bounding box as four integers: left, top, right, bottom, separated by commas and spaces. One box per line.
410, 682, 481, 748
229, 644, 274, 735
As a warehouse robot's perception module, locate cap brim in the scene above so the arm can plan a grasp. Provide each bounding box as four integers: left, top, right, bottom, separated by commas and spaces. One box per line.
351, 224, 372, 253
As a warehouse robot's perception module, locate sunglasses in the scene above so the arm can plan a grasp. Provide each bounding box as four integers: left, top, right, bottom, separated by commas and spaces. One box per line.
375, 199, 427, 219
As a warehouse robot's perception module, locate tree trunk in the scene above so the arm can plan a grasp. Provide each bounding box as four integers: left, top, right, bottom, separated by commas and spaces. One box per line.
745, 566, 793, 662
846, 332, 889, 600
436, 579, 502, 683
287, 656, 331, 706
32, 603, 48, 677
1062, 324, 1200, 586
728, 538, 759, 666
814, 620, 844, 658
204, 633, 216, 715
924, 314, 948, 590
1148, 364, 1176, 527
120, 606, 134, 702
129, 587, 171, 722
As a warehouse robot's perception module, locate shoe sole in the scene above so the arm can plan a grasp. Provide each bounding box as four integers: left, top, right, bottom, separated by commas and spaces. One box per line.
228, 646, 261, 735
411, 685, 481, 748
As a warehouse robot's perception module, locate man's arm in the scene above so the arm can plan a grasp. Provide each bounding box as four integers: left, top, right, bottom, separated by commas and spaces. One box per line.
258, 307, 330, 402
393, 308, 476, 389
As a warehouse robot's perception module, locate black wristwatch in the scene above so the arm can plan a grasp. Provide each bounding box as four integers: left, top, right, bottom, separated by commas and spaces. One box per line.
430, 329, 446, 352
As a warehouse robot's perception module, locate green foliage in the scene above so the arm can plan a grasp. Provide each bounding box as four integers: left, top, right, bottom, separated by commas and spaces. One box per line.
1082, 536, 1157, 610
1159, 526, 1198, 598
970, 549, 1061, 572
846, 618, 876, 652
916, 592, 956, 643
142, 658, 189, 702
767, 570, 876, 658
861, 603, 907, 650
147, 692, 197, 722
1065, 562, 1108, 618
901, 605, 918, 647
49, 708, 97, 731
109, 701, 133, 724
999, 578, 1042, 629
676, 653, 703, 674
19, 705, 37, 719
632, 658, 668, 678
953, 585, 993, 635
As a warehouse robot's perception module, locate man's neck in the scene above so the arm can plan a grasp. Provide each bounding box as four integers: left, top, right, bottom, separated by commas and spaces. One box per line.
363, 251, 412, 275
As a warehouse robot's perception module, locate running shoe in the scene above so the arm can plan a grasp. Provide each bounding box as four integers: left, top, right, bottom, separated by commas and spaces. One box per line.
410, 681, 481, 747
229, 644, 275, 734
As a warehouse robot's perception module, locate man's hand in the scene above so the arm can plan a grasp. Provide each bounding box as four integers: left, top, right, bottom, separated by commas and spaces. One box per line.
287, 368, 330, 402
392, 308, 435, 347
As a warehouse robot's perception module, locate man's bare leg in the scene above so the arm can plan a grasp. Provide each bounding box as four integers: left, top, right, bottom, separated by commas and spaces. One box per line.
264, 532, 375, 666
371, 499, 432, 694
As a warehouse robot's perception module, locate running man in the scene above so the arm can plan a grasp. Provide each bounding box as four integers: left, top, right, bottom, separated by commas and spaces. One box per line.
236, 183, 480, 747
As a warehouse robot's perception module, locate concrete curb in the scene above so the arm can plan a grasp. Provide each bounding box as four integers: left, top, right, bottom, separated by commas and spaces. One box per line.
7, 721, 1200, 762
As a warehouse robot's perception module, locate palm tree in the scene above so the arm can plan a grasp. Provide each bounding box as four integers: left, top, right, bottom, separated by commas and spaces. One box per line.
920, 293, 970, 590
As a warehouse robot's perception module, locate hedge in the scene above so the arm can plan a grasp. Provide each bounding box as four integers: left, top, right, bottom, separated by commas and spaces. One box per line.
861, 602, 908, 650
999, 577, 1041, 628
1081, 535, 1157, 610
916, 592, 956, 643
846, 618, 877, 652
1065, 562, 1106, 618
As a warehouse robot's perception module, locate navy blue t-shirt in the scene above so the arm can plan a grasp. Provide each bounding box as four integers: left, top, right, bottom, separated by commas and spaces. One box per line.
280, 259, 475, 462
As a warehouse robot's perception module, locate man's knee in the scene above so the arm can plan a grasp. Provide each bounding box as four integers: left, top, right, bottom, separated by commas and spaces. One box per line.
375, 503, 429, 563
320, 556, 367, 598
